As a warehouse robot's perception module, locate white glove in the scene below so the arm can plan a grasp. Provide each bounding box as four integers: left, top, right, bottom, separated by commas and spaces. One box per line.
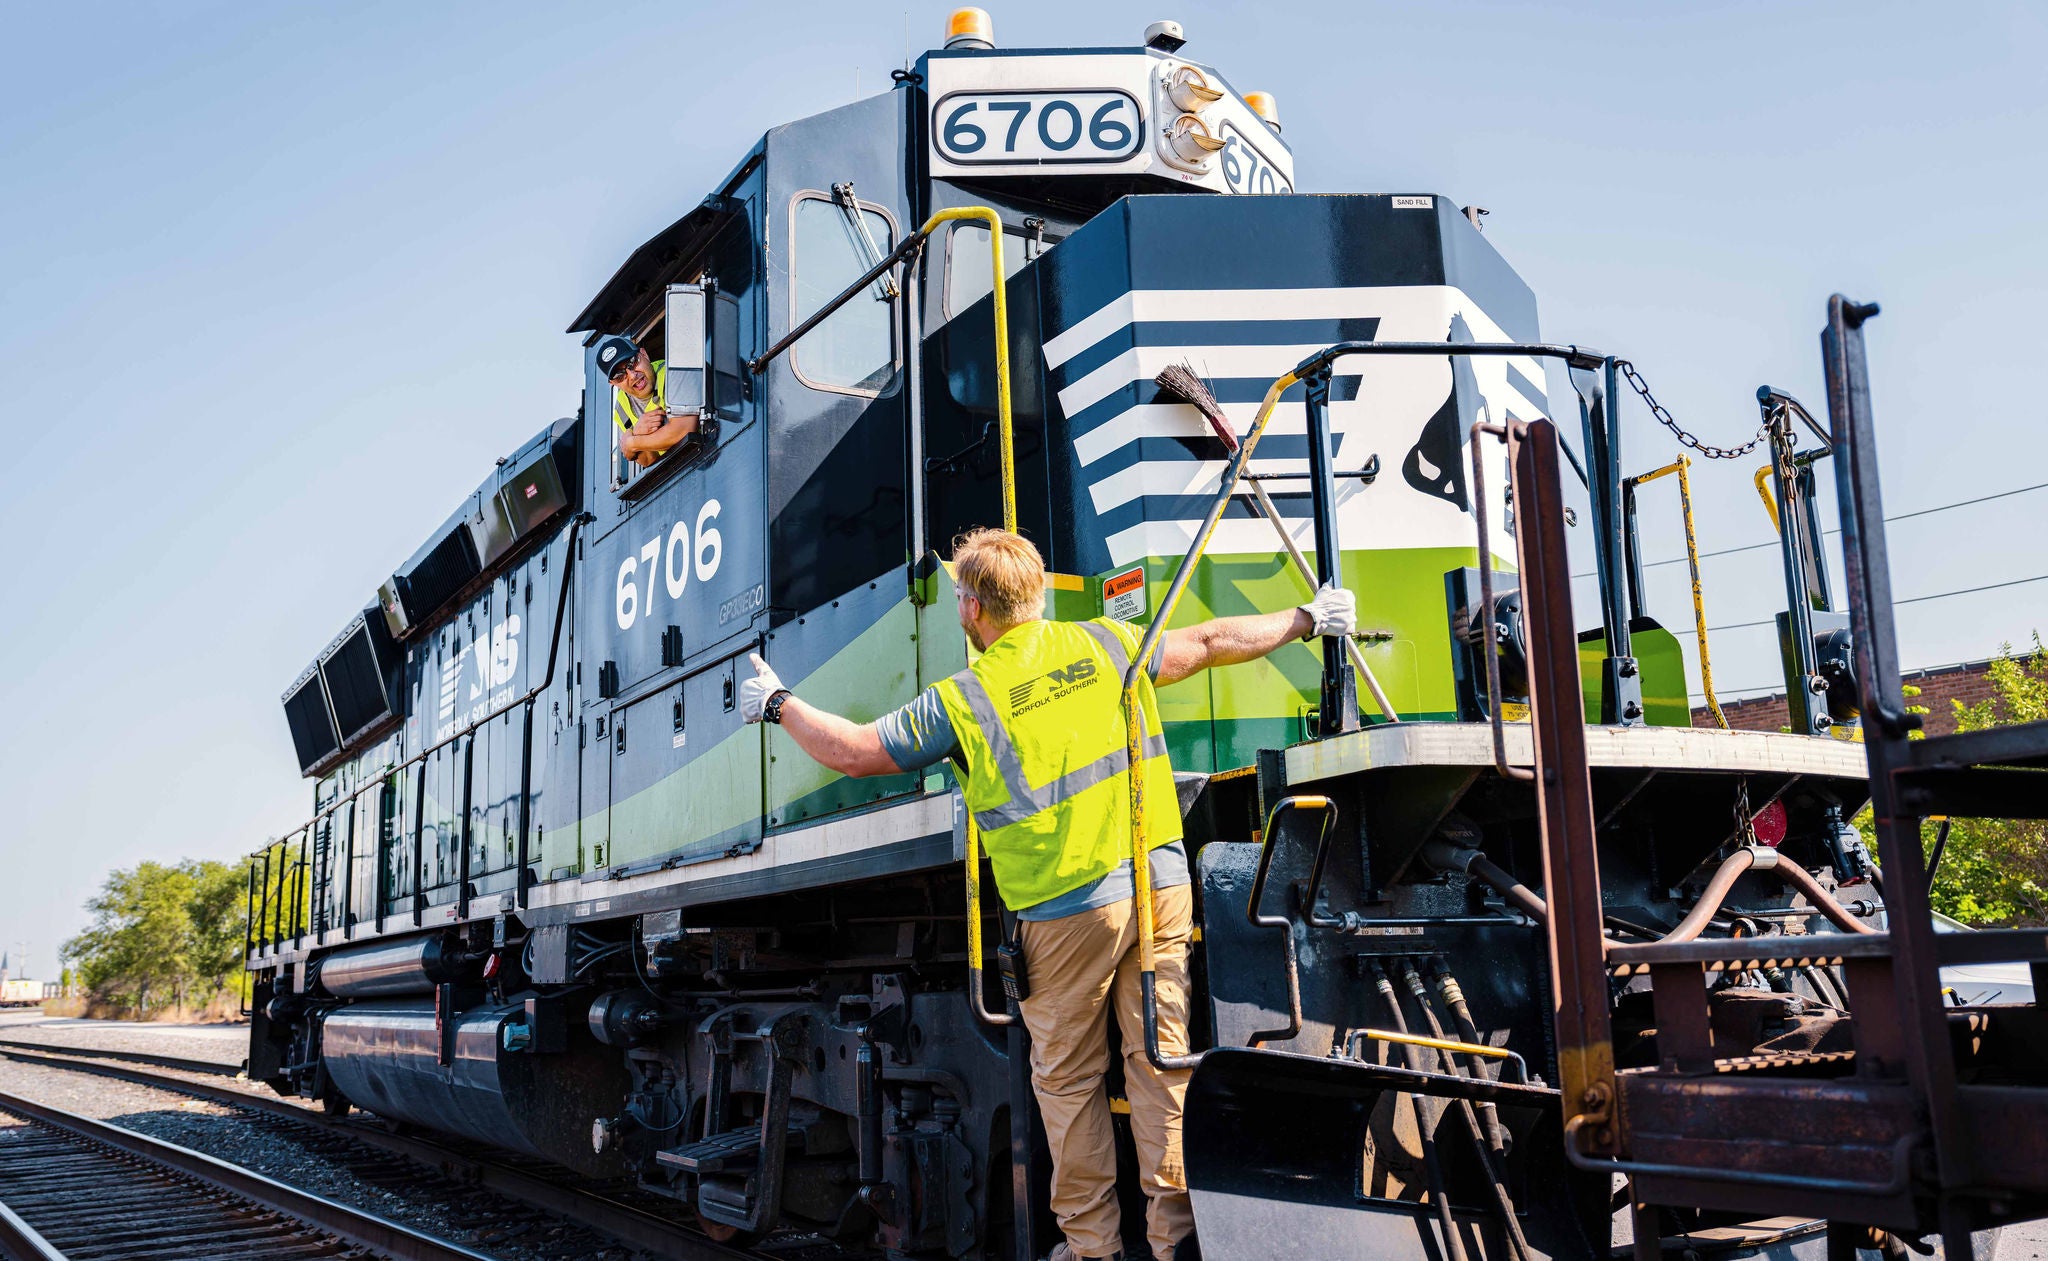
739, 652, 785, 724
1299, 583, 1357, 638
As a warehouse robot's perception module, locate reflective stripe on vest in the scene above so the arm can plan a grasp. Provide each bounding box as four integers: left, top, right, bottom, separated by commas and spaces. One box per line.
935, 617, 1181, 911
612, 359, 669, 431
950, 622, 1168, 832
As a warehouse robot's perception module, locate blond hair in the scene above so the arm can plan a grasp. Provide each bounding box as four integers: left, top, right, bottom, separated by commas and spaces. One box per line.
951, 528, 1044, 625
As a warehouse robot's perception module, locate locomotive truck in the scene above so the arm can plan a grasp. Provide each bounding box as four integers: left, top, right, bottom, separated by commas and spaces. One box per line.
245, 14, 2048, 1260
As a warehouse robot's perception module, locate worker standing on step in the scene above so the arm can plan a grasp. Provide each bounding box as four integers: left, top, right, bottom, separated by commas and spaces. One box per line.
595, 334, 694, 467
740, 527, 1355, 1261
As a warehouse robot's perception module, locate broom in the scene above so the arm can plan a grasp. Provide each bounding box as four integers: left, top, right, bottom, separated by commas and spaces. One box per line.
1153, 362, 1401, 723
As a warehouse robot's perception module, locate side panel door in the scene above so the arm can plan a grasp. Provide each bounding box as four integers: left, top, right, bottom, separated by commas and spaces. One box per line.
582, 192, 768, 875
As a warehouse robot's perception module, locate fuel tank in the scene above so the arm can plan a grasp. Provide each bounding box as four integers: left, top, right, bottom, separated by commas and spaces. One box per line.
319, 1000, 631, 1177
314, 936, 462, 998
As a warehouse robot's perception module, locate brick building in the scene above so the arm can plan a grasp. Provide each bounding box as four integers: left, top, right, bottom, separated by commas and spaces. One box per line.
1693, 658, 2000, 735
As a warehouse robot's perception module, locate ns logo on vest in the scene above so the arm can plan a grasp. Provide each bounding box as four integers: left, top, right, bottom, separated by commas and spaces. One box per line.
1009, 657, 1099, 713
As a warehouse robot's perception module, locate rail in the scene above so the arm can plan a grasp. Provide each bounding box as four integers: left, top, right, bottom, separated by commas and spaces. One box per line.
0, 1085, 494, 1260
0, 1044, 743, 1259
247, 512, 584, 958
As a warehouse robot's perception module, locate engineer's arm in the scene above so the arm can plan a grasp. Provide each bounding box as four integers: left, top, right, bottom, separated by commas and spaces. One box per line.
776, 697, 903, 778
1154, 583, 1355, 686
737, 652, 908, 779
618, 411, 674, 468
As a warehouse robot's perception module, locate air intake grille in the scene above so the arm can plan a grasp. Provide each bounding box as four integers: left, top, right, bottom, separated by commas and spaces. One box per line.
283, 672, 341, 776
320, 618, 398, 746
398, 524, 481, 627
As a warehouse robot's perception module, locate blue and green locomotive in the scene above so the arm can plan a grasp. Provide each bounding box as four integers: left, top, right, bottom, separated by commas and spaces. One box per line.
247, 16, 1881, 1259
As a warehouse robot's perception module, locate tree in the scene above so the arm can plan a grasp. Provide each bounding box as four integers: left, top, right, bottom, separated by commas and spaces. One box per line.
183, 858, 252, 994
61, 856, 259, 1014
63, 862, 196, 1014
1922, 638, 2048, 926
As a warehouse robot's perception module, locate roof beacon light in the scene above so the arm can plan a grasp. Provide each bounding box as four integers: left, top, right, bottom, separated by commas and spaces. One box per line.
1244, 91, 1282, 133
1145, 20, 1187, 52
945, 8, 994, 50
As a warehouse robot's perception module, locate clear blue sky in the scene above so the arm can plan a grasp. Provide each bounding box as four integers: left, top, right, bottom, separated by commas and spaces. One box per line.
2, 1, 2043, 970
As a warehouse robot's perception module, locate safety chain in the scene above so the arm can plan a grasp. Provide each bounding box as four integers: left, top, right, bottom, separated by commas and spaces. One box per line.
1733, 777, 1757, 846
1617, 360, 1770, 461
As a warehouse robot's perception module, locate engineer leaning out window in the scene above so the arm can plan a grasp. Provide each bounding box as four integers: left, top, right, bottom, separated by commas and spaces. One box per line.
597, 335, 697, 468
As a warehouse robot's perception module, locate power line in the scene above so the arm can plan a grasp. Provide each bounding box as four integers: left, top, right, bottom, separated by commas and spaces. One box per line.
1703, 573, 2048, 634
1688, 654, 2004, 704
1570, 479, 2048, 579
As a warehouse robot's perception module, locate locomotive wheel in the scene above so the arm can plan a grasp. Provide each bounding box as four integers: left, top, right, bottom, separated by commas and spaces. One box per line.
694, 1209, 763, 1248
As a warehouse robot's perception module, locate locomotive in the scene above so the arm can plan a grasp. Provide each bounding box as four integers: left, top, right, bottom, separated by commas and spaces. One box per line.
245, 14, 1910, 1260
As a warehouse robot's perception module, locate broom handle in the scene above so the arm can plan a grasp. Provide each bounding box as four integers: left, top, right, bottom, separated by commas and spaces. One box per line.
1244, 478, 1402, 723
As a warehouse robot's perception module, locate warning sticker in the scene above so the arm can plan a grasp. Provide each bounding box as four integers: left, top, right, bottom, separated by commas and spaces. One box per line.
1103, 567, 1147, 621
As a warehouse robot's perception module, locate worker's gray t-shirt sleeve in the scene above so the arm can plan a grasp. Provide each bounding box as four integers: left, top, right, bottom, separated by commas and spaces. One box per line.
874, 684, 960, 772
1110, 619, 1165, 682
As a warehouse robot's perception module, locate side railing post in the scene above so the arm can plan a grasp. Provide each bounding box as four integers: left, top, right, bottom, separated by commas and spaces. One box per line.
293, 831, 309, 947
1579, 360, 1641, 724
255, 849, 272, 954
1822, 296, 1970, 1245
1507, 418, 1618, 1154
1302, 366, 1358, 735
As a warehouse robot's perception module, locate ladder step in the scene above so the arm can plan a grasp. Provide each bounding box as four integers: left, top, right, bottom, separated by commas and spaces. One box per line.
655, 1123, 803, 1174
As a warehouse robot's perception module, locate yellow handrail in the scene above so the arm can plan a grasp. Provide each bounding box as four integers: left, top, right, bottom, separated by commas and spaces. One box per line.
1752, 464, 1780, 533
1128, 369, 1302, 1068
1362, 1027, 1513, 1060
929, 208, 1018, 1026
1630, 457, 1727, 729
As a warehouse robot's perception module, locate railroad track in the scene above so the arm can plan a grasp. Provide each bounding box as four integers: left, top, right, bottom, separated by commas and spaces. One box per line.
0, 1085, 491, 1260
0, 1044, 820, 1261
0, 1036, 241, 1078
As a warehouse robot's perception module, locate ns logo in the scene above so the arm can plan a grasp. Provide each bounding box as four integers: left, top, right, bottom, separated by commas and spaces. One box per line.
1005, 657, 1098, 711
1046, 658, 1096, 687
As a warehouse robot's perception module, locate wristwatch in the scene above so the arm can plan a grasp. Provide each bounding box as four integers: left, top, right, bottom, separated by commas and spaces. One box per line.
763, 689, 793, 725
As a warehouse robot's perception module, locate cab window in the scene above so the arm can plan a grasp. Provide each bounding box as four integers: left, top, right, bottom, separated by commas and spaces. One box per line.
791, 193, 896, 395
943, 222, 1033, 320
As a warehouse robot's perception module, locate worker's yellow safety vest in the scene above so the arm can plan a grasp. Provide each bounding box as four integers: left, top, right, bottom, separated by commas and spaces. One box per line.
612, 359, 670, 452
937, 617, 1180, 911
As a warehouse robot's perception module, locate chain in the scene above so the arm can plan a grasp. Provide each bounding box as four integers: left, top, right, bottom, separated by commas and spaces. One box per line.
1733, 778, 1757, 847
1616, 360, 1770, 461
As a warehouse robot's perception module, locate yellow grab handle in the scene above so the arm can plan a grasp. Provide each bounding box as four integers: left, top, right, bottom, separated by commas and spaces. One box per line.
1753, 464, 1780, 533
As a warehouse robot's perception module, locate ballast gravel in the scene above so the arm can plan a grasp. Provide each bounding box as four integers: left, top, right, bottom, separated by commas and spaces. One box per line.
0, 1057, 657, 1260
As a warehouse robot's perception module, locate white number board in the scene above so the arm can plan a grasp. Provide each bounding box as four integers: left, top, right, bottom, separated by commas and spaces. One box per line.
934, 90, 1142, 165
1218, 121, 1292, 195
924, 51, 1296, 195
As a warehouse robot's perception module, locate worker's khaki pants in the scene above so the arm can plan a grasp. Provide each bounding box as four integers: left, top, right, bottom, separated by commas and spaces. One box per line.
1016, 884, 1196, 1261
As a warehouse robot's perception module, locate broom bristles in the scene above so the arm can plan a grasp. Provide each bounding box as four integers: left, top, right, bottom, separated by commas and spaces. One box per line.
1153, 361, 1239, 452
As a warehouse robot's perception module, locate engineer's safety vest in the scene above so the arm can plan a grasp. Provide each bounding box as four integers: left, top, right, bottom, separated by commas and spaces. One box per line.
936, 617, 1180, 912
612, 359, 670, 454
